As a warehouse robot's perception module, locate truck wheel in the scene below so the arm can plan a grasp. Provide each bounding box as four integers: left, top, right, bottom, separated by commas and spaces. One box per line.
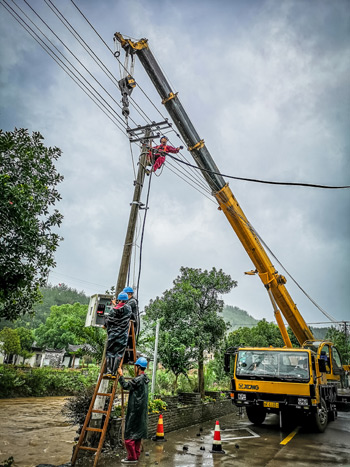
328, 404, 337, 422
246, 406, 266, 425
310, 398, 328, 433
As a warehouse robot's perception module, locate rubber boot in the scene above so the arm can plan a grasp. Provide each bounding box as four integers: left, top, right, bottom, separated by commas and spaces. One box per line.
105, 357, 113, 377
112, 357, 122, 377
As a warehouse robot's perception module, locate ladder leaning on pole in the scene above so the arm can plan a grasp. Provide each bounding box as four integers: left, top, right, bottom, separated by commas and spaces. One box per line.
71, 320, 137, 467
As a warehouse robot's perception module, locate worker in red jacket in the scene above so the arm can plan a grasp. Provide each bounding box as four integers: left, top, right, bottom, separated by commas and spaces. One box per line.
147, 136, 183, 173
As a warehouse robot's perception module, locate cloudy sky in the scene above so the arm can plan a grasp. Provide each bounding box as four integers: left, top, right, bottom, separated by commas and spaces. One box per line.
1, 0, 349, 326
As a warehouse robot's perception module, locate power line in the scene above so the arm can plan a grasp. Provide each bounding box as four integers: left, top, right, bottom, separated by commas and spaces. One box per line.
21, 0, 136, 128
223, 202, 338, 323
70, 0, 168, 122
166, 153, 350, 190
45, 0, 150, 125
0, 0, 127, 134
165, 159, 216, 203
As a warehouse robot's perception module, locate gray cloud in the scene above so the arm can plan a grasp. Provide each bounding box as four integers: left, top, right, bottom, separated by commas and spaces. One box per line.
1, 0, 349, 326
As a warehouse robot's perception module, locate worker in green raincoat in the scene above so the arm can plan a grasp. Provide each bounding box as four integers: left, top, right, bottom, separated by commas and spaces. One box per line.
118, 357, 149, 464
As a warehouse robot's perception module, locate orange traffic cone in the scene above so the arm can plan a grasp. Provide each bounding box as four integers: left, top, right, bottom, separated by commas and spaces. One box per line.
152, 414, 167, 442
210, 420, 225, 454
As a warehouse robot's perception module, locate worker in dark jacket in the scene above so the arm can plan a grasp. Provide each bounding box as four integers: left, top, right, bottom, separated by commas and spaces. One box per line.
147, 136, 183, 173
118, 357, 149, 463
123, 286, 138, 321
122, 286, 139, 364
123, 286, 139, 333
104, 292, 132, 377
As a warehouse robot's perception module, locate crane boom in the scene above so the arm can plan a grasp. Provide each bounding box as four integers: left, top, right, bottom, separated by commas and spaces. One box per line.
115, 33, 314, 346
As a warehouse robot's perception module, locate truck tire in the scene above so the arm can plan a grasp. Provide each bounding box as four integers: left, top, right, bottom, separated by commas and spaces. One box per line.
328, 404, 337, 422
246, 406, 266, 425
310, 398, 328, 433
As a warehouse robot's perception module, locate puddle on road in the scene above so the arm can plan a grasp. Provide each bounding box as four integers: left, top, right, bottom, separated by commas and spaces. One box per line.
0, 397, 77, 467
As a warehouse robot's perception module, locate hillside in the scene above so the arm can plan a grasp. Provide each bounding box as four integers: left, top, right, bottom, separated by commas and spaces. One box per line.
0, 283, 89, 330
222, 304, 259, 331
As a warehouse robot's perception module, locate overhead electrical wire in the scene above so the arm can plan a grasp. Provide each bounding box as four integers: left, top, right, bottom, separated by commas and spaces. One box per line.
3, 1, 341, 322
135, 169, 152, 300
44, 0, 150, 125
21, 0, 139, 129
223, 202, 338, 323
166, 153, 350, 190
70, 0, 168, 123
67, 0, 215, 190
1, 0, 127, 134
165, 160, 215, 203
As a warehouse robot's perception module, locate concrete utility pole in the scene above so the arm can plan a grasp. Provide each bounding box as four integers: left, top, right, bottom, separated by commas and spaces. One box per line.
151, 319, 161, 397
116, 131, 150, 294
92, 134, 150, 425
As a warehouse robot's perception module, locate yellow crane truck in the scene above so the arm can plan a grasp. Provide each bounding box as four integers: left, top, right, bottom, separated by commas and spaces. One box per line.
114, 33, 349, 433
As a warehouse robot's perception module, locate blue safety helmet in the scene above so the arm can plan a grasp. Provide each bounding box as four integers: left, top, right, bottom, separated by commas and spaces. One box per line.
160, 135, 168, 142
135, 357, 148, 369
117, 292, 128, 301
123, 286, 134, 294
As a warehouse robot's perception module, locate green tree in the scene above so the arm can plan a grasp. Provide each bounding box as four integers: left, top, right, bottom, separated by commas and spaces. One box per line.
0, 328, 21, 362
0, 129, 63, 320
326, 326, 350, 364
159, 332, 194, 394
34, 303, 105, 361
226, 319, 286, 349
35, 303, 89, 349
16, 327, 34, 363
144, 267, 236, 397
0, 283, 90, 331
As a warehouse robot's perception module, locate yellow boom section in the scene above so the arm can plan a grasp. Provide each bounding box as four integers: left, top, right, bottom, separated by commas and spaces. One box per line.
214, 184, 314, 346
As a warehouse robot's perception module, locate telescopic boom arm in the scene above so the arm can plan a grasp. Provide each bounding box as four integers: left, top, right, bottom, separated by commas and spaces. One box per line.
115, 33, 314, 346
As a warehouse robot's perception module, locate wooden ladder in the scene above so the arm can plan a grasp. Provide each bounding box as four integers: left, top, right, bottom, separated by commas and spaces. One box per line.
71, 320, 137, 467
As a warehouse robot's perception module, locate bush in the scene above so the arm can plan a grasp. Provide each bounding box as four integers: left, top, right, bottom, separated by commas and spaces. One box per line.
62, 385, 95, 426
0, 364, 99, 398
148, 398, 167, 414
202, 395, 216, 403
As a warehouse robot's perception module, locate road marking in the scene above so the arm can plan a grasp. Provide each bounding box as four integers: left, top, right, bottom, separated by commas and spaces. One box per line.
280, 426, 300, 445
219, 427, 260, 441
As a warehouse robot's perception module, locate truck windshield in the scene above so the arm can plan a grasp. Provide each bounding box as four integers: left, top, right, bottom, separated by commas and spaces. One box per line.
236, 350, 310, 382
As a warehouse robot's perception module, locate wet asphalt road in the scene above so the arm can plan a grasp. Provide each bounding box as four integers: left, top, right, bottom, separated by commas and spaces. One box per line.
96, 410, 350, 467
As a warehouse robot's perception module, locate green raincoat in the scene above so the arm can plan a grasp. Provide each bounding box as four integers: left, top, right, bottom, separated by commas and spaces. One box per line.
119, 373, 149, 439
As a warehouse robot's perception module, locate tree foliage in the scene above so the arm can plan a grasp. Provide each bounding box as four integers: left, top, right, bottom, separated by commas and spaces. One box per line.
34, 303, 105, 361
225, 319, 300, 349
0, 283, 90, 331
0, 328, 21, 359
0, 128, 64, 320
15, 327, 35, 362
326, 326, 350, 364
144, 267, 237, 396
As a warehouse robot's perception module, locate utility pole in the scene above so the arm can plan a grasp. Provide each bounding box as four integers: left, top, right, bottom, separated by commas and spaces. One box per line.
115, 131, 150, 294
151, 319, 161, 397
92, 133, 150, 427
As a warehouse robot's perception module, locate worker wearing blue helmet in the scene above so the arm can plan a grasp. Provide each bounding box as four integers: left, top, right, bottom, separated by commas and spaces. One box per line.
123, 286, 139, 333
104, 291, 132, 377
118, 357, 149, 463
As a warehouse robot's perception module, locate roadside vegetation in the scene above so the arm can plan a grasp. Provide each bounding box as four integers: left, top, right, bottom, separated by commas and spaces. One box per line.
1, 272, 348, 403
0, 364, 100, 398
